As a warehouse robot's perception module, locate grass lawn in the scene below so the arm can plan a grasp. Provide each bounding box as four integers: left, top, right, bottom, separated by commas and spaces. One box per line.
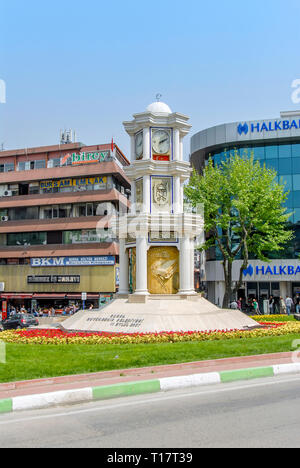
1, 333, 300, 384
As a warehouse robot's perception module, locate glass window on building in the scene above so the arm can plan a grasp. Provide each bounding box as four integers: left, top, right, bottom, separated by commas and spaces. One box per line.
283, 191, 293, 209
265, 145, 279, 159
34, 160, 46, 169
293, 191, 300, 208
0, 163, 14, 172
293, 174, 300, 191
7, 232, 47, 246
292, 144, 300, 158
238, 146, 252, 158
253, 146, 265, 160
213, 153, 221, 166
292, 158, 300, 174
63, 228, 114, 244
278, 158, 292, 175
278, 144, 292, 159
280, 175, 292, 192
18, 160, 46, 171
294, 209, 300, 224
265, 159, 278, 172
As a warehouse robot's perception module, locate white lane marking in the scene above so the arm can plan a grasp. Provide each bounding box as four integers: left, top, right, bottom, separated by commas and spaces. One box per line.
1, 374, 300, 426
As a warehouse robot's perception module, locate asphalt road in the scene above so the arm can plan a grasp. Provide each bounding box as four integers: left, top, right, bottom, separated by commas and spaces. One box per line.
1, 374, 300, 449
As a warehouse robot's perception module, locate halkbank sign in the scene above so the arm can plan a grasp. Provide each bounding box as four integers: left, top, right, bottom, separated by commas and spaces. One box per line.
237, 119, 300, 136
243, 263, 300, 278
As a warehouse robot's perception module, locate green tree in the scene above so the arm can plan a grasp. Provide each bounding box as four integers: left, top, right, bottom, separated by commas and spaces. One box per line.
184, 153, 293, 308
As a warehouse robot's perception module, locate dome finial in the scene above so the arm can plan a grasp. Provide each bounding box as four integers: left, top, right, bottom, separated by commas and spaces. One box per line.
156, 93, 162, 102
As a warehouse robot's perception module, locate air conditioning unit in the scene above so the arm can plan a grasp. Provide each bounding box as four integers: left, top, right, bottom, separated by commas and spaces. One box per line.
1, 216, 9, 222
3, 190, 12, 197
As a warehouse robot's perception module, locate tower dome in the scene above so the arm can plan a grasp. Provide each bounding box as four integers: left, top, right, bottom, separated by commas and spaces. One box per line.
146, 101, 172, 114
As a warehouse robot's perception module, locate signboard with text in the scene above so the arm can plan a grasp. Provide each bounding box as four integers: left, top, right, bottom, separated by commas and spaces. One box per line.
27, 275, 80, 284
31, 256, 116, 267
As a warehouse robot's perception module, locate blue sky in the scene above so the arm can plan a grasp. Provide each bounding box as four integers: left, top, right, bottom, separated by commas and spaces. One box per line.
1, 0, 300, 159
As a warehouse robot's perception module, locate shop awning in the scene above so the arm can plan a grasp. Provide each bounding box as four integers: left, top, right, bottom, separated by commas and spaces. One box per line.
32, 293, 66, 299
1, 293, 104, 300
1, 293, 33, 299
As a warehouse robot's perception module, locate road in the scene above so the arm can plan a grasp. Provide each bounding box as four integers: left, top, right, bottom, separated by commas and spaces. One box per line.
1, 374, 300, 448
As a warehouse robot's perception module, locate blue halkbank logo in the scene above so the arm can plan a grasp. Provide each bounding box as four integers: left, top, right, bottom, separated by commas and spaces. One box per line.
237, 119, 300, 136
237, 123, 249, 136
243, 264, 300, 277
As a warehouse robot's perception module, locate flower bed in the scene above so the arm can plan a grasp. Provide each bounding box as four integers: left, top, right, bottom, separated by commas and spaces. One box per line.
250, 315, 294, 322
0, 321, 299, 345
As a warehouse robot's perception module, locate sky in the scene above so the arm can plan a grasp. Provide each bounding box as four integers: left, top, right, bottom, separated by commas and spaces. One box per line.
1, 0, 300, 160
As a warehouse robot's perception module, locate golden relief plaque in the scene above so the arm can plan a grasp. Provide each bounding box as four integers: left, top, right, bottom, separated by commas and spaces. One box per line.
147, 246, 179, 295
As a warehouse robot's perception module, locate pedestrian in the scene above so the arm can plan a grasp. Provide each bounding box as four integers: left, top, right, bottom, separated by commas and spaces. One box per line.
295, 295, 300, 314
280, 297, 287, 315
285, 296, 293, 316
252, 298, 260, 315
89, 304, 94, 310
269, 296, 274, 314
237, 298, 243, 311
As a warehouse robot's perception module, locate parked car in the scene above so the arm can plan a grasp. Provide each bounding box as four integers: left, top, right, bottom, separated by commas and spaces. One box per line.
1, 314, 39, 330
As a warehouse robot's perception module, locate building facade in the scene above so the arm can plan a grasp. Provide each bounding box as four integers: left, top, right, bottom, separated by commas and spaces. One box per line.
190, 110, 300, 308
0, 141, 130, 314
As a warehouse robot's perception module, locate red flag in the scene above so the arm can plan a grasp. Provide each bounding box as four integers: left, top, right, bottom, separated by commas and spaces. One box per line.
111, 138, 114, 153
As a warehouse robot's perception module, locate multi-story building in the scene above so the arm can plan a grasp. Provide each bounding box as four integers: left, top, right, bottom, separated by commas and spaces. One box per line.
190, 110, 300, 308
0, 141, 130, 313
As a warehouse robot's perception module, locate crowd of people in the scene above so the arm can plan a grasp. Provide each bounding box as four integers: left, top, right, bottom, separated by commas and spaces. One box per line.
230, 294, 300, 316
7, 303, 83, 317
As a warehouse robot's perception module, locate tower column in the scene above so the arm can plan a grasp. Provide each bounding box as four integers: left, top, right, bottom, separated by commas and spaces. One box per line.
174, 128, 180, 161
173, 176, 181, 213
179, 235, 193, 295
130, 135, 135, 161
135, 236, 149, 295
143, 127, 150, 160
143, 175, 150, 213
118, 239, 129, 295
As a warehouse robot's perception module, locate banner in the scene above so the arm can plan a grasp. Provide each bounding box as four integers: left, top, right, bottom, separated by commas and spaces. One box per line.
31, 256, 116, 267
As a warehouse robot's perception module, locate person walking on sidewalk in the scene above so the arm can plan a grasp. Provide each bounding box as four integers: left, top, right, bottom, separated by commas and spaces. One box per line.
286, 296, 293, 316
280, 297, 286, 315
252, 298, 261, 315
269, 296, 275, 314
295, 295, 300, 314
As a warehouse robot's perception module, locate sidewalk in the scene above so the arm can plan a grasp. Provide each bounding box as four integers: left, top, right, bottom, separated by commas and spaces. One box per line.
1, 352, 300, 414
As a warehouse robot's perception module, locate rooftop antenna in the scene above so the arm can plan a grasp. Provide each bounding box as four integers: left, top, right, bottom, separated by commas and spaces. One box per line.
60, 129, 76, 145
0, 143, 4, 151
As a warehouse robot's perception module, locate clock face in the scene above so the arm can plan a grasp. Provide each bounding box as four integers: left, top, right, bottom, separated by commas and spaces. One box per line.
135, 132, 143, 159
152, 129, 171, 155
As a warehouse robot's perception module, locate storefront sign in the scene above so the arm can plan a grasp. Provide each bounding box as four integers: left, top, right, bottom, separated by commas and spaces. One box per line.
31, 256, 116, 267
71, 151, 110, 165
243, 263, 300, 277
40, 176, 107, 190
238, 119, 300, 136
28, 275, 80, 284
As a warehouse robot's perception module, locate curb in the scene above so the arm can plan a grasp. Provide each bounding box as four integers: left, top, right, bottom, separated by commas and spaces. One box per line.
1, 362, 300, 414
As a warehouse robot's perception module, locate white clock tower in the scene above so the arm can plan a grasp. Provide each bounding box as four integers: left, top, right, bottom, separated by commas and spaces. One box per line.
118, 98, 203, 297
61, 100, 259, 335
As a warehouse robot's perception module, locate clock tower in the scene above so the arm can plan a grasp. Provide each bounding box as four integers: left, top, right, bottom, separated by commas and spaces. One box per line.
119, 99, 203, 297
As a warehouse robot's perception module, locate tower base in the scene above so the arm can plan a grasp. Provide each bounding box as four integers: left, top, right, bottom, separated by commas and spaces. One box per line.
61, 295, 259, 334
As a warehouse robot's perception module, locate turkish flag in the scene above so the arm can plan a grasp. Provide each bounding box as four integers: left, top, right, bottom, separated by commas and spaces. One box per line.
111, 138, 114, 152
